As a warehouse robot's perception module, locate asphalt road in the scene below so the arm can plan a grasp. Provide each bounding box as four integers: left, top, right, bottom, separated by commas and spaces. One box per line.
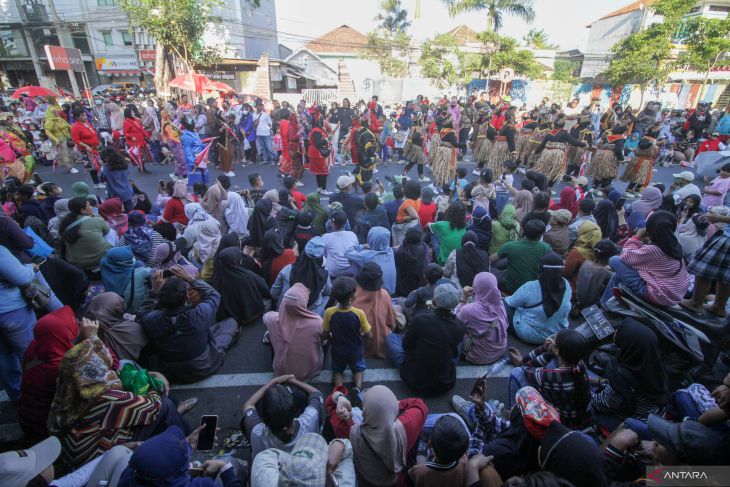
0, 151, 688, 446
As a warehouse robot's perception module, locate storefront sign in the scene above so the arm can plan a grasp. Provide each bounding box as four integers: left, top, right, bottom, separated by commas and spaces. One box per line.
138, 50, 157, 62
44, 45, 84, 73
95, 57, 140, 71
201, 71, 235, 81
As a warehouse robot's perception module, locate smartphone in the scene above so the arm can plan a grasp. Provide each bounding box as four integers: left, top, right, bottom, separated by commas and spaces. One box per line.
158, 179, 165, 189
196, 415, 217, 451
162, 269, 174, 279
615, 197, 626, 211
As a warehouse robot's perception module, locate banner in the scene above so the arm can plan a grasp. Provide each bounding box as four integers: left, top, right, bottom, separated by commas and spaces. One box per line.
44, 45, 84, 73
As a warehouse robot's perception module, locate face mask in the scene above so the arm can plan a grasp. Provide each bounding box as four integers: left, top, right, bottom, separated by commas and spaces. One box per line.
242, 110, 249, 115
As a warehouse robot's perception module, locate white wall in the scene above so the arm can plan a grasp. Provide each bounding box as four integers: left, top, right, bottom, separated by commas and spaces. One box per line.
580, 10, 644, 79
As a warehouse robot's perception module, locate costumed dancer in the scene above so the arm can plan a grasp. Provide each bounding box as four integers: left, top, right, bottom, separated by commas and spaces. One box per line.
427, 115, 441, 166
432, 113, 465, 186
621, 131, 658, 197
515, 110, 537, 166
533, 118, 586, 194
161, 103, 187, 179
344, 116, 360, 166
566, 111, 593, 177
587, 125, 626, 189
278, 110, 291, 177
308, 111, 331, 195
0, 116, 27, 182
43, 97, 75, 173
488, 108, 517, 177
354, 116, 378, 190
521, 114, 552, 167
123, 107, 151, 173
288, 112, 304, 183
402, 115, 429, 182
472, 107, 495, 176
70, 107, 103, 188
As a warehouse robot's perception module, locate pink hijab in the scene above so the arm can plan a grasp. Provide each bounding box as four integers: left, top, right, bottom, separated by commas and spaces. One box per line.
456, 272, 508, 365
263, 283, 323, 380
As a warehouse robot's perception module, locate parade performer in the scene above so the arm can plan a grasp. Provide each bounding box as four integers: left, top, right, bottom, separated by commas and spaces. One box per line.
515, 110, 537, 165
278, 111, 291, 176
308, 112, 331, 194
354, 116, 378, 189
432, 113, 465, 186
123, 107, 151, 173
288, 113, 304, 183
427, 114, 441, 165
70, 108, 103, 188
533, 118, 586, 193
521, 114, 552, 167
488, 108, 517, 177
588, 125, 626, 189
472, 107, 495, 175
566, 111, 593, 177
161, 103, 187, 179
401, 115, 428, 182
622, 134, 658, 197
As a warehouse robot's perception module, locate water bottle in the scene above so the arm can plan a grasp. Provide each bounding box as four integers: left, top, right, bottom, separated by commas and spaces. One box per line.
98, 481, 109, 487
487, 357, 510, 376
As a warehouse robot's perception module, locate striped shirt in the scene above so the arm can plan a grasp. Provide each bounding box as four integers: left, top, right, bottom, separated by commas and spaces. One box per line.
619, 237, 690, 306
590, 383, 664, 422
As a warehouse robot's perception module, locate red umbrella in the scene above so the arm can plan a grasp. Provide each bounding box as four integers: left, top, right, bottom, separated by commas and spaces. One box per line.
169, 72, 211, 94
203, 80, 235, 93
11, 86, 60, 99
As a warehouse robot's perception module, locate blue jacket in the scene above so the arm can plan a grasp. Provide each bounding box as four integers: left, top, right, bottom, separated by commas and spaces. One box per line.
238, 113, 256, 143
181, 129, 204, 169
398, 108, 413, 130
0, 245, 35, 314
103, 167, 134, 202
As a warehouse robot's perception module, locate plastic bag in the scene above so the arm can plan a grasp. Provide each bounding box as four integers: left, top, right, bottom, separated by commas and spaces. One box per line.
23, 226, 53, 258
119, 362, 165, 395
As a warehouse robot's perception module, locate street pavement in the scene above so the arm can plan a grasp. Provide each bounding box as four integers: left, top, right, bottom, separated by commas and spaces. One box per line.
0, 151, 690, 443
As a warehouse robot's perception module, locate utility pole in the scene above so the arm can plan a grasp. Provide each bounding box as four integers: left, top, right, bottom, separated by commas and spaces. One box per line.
14, 0, 45, 82
47, 0, 81, 96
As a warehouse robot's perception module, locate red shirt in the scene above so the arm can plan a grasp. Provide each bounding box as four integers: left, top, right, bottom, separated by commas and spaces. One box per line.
123, 117, 150, 148
70, 121, 99, 151
269, 249, 297, 284
162, 198, 188, 225
291, 189, 306, 211
417, 201, 437, 229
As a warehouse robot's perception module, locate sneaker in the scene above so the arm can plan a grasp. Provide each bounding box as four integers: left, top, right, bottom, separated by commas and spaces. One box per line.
94, 183, 106, 189
224, 171, 236, 177
472, 169, 481, 176
451, 395, 476, 431
70, 167, 79, 174
418, 176, 431, 183
295, 181, 304, 187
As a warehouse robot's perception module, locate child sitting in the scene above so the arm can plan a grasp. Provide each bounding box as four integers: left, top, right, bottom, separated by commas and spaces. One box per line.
294, 210, 320, 251
435, 183, 453, 219
471, 168, 496, 214
408, 415, 470, 486
574, 239, 620, 311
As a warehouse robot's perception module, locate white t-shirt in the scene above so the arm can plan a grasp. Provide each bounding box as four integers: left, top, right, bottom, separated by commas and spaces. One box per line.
255, 111, 273, 136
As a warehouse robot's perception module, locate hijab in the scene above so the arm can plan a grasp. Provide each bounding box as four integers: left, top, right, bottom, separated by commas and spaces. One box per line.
494, 204, 520, 242
152, 242, 197, 278
468, 206, 492, 251
263, 189, 281, 217
48, 336, 123, 432
574, 221, 602, 260
224, 191, 249, 237
100, 246, 136, 297
290, 236, 327, 307
394, 227, 427, 297
194, 219, 221, 264
98, 197, 129, 236
556, 186, 578, 217
680, 194, 702, 219
350, 385, 408, 486
248, 199, 274, 247
593, 199, 617, 239
117, 425, 194, 487
457, 272, 508, 362
352, 262, 397, 359
86, 292, 147, 361
172, 180, 192, 201
302, 192, 327, 234
455, 231, 490, 288
72, 181, 91, 199
539, 422, 609, 487
631, 186, 663, 216
609, 320, 668, 403
538, 252, 566, 318
125, 211, 154, 260
646, 210, 683, 262
212, 247, 269, 324
184, 202, 211, 223
513, 189, 534, 222
53, 198, 70, 221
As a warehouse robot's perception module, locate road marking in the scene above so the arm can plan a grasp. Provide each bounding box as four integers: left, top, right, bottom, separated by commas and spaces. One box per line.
0, 365, 512, 403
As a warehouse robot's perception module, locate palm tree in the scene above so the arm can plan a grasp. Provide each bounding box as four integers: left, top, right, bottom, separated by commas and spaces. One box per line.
442, 0, 535, 32
523, 28, 556, 49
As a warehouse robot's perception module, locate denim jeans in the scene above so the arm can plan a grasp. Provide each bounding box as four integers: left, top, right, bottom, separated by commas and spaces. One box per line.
386, 333, 406, 367
0, 306, 37, 400
508, 367, 527, 408
256, 135, 274, 163
600, 255, 648, 306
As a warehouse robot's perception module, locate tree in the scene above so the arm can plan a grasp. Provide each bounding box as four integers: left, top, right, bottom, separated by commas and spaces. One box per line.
552, 59, 580, 82
365, 0, 412, 77
418, 34, 461, 88
121, 0, 260, 94
678, 17, 730, 88
441, 0, 535, 32
523, 28, 557, 49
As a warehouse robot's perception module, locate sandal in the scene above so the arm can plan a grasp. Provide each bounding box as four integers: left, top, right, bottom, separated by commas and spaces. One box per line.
177, 397, 198, 415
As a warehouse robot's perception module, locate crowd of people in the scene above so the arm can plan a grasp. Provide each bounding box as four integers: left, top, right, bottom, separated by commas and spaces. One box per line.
1, 88, 730, 487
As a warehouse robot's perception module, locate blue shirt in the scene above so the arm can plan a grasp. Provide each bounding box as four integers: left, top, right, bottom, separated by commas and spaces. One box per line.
103, 167, 134, 202
323, 307, 371, 362
504, 278, 571, 344
0, 245, 35, 314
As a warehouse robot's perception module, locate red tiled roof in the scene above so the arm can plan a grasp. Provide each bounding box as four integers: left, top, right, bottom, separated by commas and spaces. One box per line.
588, 0, 657, 27
304, 25, 369, 54
445, 25, 481, 45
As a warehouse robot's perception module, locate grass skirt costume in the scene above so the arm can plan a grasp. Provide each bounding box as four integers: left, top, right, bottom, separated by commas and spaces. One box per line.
523, 128, 549, 166
515, 129, 532, 163
533, 141, 568, 183
489, 136, 510, 175
433, 143, 458, 186
587, 146, 619, 182
474, 122, 493, 167
428, 131, 441, 165
621, 140, 658, 190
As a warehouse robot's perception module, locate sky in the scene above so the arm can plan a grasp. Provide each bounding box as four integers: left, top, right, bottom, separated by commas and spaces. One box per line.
273, 0, 632, 52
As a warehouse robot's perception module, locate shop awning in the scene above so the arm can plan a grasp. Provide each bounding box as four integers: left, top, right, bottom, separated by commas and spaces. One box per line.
98, 69, 141, 76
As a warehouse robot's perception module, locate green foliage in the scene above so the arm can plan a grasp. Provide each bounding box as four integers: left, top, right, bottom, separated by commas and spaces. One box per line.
651, 0, 697, 24
677, 17, 730, 83
365, 0, 412, 77
441, 0, 535, 32
418, 34, 461, 88
603, 24, 674, 87
523, 28, 557, 49
552, 59, 580, 82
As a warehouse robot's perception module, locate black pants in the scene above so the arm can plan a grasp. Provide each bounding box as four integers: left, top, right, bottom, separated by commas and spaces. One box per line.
459, 127, 471, 155
316, 174, 327, 190
403, 160, 423, 177
89, 169, 99, 185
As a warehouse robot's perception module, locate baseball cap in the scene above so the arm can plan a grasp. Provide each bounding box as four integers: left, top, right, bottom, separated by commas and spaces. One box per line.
672, 170, 695, 182
0, 436, 61, 487
336, 174, 356, 190
647, 415, 727, 465
278, 433, 328, 486
575, 176, 588, 186
433, 283, 461, 311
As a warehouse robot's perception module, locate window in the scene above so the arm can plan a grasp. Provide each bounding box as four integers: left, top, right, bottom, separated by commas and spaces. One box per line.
122, 31, 132, 47
102, 31, 113, 47
709, 5, 730, 12
97, 0, 118, 6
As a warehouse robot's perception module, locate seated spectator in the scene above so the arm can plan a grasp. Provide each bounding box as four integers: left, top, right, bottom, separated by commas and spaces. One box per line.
564, 220, 602, 290
394, 227, 428, 298
99, 246, 150, 315
59, 196, 111, 270
600, 210, 690, 307
492, 219, 551, 294
508, 328, 591, 429
520, 191, 551, 229
98, 197, 128, 240
505, 252, 571, 344
456, 272, 508, 365
538, 421, 609, 487
352, 263, 397, 359
86, 292, 148, 361
17, 306, 78, 440
575, 239, 620, 310
272, 236, 330, 315
48, 198, 69, 241
261, 226, 296, 285
552, 186, 578, 218
590, 320, 668, 429
489, 203, 519, 254
444, 231, 490, 290
264, 283, 324, 381
701, 163, 730, 208
241, 374, 324, 460
543, 209, 572, 258
356, 192, 390, 244
293, 211, 320, 251
152, 240, 197, 280
138, 267, 238, 383
346, 226, 396, 295
468, 205, 492, 252
677, 213, 709, 259
323, 211, 359, 277
389, 284, 465, 396
384, 183, 405, 226
100, 146, 134, 211
161, 180, 192, 226
392, 180, 422, 246
212, 246, 270, 326
407, 415, 469, 486
404, 263, 444, 319
17, 184, 48, 224
594, 199, 619, 240
182, 202, 214, 248
683, 212, 730, 316
301, 193, 328, 235
192, 218, 223, 281
417, 186, 437, 229
568, 198, 596, 242
330, 174, 365, 228
428, 201, 468, 265
224, 190, 249, 238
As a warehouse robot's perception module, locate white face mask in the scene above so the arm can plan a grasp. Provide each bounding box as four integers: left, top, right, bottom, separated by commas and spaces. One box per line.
242, 110, 249, 115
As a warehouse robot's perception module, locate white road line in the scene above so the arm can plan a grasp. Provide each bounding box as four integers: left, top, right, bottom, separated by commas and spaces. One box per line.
0, 365, 513, 403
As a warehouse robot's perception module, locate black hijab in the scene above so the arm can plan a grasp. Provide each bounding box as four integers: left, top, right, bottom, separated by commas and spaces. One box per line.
260, 227, 284, 281
290, 238, 328, 308
538, 252, 566, 318
539, 422, 609, 487
593, 199, 617, 239
455, 231, 490, 288
212, 247, 270, 324
680, 193, 702, 219
609, 320, 668, 404
395, 227, 427, 297
247, 199, 274, 247
525, 170, 548, 192
646, 210, 683, 262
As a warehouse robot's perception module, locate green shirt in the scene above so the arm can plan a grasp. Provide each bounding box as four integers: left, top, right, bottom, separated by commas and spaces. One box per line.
430, 220, 466, 265
66, 217, 111, 270
497, 239, 552, 294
